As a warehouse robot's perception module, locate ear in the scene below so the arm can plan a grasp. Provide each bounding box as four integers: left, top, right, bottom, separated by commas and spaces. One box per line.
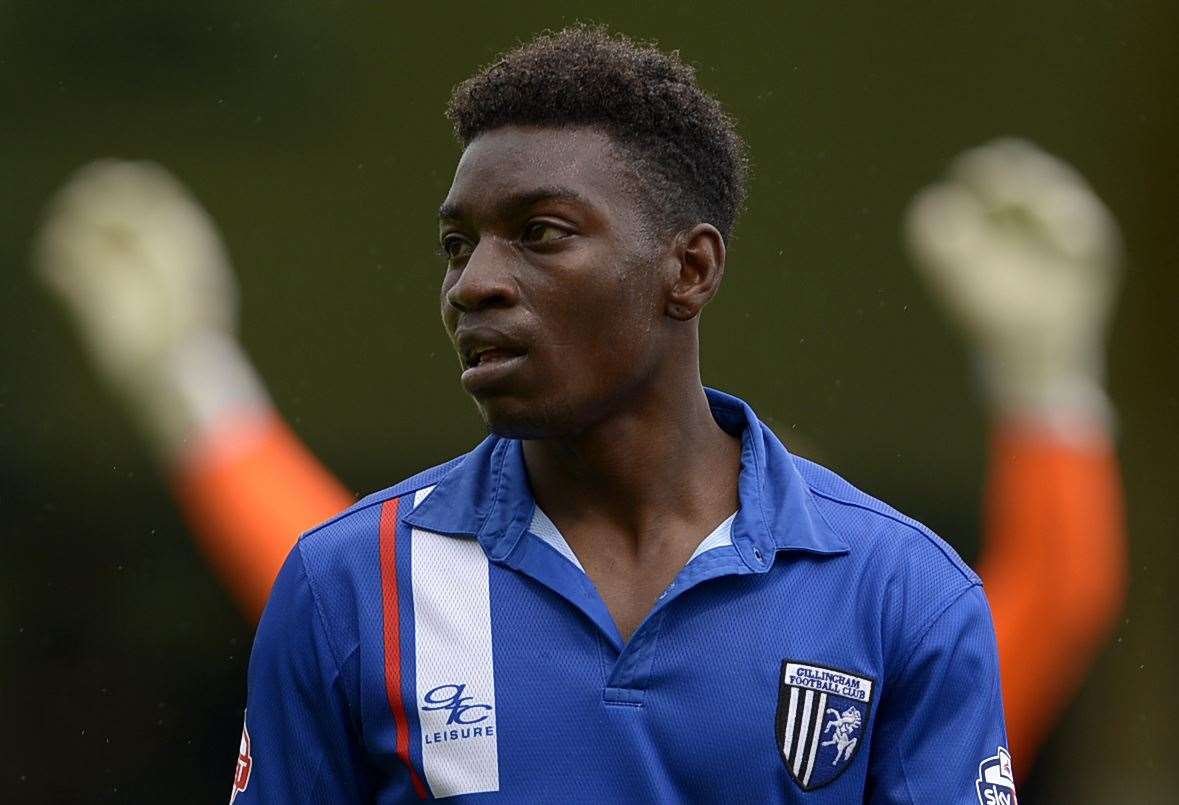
665, 223, 726, 321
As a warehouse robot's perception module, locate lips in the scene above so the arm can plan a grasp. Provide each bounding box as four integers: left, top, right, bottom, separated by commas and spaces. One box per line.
465, 345, 521, 369
454, 327, 528, 393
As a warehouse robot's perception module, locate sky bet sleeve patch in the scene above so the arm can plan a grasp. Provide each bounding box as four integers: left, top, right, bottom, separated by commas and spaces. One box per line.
975, 745, 1017, 804
775, 660, 875, 790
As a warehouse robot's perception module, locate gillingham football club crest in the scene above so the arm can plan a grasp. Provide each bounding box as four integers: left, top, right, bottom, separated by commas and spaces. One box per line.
775, 659, 874, 790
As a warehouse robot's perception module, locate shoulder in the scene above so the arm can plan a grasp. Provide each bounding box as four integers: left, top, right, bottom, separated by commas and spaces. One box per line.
793, 453, 979, 586
297, 454, 467, 559
790, 454, 985, 669
317, 454, 469, 538
288, 453, 470, 625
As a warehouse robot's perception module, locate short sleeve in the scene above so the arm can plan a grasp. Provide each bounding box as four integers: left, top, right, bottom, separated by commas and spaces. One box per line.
867, 585, 1016, 804
230, 545, 371, 803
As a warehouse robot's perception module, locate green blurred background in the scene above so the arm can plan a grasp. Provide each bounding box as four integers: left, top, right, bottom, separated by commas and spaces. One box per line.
2, 1, 1176, 801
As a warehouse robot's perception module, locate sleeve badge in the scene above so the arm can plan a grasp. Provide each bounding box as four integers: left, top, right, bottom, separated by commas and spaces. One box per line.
230, 712, 252, 804
976, 745, 1017, 805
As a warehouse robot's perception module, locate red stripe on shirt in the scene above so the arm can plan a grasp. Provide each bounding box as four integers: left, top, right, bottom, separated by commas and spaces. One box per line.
379, 497, 429, 799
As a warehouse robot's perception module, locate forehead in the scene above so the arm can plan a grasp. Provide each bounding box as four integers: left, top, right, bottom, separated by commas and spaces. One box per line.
441, 126, 637, 219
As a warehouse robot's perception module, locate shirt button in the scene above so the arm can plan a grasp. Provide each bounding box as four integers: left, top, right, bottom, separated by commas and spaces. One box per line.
753, 548, 765, 563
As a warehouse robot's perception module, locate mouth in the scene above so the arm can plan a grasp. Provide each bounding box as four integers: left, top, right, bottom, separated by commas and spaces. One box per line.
456, 329, 529, 394
463, 345, 525, 370
460, 350, 527, 394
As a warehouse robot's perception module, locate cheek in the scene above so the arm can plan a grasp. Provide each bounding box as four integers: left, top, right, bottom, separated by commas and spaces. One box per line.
547, 272, 659, 372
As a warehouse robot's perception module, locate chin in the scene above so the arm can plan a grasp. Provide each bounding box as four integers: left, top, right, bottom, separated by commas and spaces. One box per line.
474, 395, 578, 441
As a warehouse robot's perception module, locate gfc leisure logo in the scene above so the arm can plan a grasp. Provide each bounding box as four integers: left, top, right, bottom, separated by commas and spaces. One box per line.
775, 660, 875, 790
421, 683, 495, 744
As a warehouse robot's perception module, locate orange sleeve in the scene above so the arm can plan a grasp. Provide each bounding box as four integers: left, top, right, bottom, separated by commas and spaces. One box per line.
171, 412, 354, 622
978, 422, 1127, 773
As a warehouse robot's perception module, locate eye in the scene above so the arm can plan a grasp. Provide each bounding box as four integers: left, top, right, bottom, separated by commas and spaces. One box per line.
440, 234, 474, 262
521, 221, 570, 245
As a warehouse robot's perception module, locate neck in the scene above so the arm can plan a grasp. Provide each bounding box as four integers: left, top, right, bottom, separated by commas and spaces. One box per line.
522, 368, 741, 544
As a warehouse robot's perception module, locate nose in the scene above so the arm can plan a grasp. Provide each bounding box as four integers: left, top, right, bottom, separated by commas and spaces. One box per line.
445, 239, 519, 313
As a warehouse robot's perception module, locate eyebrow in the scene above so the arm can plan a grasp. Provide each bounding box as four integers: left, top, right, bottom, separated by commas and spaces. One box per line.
438, 186, 589, 222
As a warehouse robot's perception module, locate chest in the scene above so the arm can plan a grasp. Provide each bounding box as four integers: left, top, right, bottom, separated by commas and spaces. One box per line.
358, 555, 886, 802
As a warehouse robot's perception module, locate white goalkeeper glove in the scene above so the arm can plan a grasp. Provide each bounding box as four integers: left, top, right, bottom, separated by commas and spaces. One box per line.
905, 138, 1122, 429
37, 160, 271, 461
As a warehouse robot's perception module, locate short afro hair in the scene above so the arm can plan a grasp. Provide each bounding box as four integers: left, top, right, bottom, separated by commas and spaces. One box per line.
446, 25, 748, 241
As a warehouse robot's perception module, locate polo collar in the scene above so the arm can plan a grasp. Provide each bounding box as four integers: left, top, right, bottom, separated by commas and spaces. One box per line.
402, 388, 848, 570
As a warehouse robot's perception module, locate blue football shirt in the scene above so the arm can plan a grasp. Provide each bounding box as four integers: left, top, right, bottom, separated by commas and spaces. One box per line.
232, 389, 1014, 803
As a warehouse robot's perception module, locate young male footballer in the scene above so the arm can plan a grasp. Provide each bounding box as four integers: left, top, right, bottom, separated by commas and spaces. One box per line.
42, 26, 1044, 803
39, 137, 1127, 790
223, 27, 1015, 802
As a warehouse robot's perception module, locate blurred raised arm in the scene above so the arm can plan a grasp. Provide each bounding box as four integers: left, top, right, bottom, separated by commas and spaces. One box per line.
905, 139, 1127, 771
37, 161, 352, 620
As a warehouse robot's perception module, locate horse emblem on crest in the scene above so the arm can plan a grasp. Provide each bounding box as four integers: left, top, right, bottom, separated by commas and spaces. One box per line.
821, 706, 861, 764
775, 660, 875, 790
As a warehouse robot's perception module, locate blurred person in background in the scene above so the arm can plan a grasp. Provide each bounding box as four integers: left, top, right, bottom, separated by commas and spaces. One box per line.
37, 130, 1123, 782
905, 139, 1127, 772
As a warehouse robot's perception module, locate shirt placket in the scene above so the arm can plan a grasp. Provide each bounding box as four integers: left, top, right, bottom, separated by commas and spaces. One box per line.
501, 532, 757, 705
